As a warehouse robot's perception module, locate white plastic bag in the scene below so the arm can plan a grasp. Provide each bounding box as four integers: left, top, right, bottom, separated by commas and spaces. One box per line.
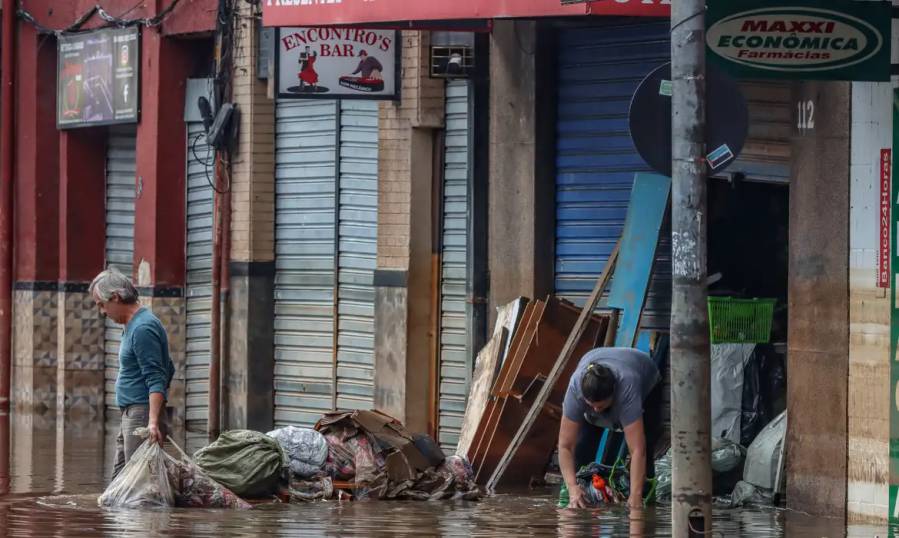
266, 426, 328, 478
98, 432, 177, 508
711, 343, 754, 443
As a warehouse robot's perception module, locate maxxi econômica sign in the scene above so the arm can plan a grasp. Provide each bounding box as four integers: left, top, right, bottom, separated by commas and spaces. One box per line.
707, 0, 891, 81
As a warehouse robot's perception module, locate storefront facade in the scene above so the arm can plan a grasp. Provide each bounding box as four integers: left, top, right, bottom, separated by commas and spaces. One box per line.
3, 0, 895, 525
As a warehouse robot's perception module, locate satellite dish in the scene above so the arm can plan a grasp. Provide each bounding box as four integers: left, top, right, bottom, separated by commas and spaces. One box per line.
629, 62, 749, 177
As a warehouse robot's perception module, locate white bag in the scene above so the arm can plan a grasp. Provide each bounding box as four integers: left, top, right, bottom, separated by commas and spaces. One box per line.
266, 426, 328, 478
98, 432, 177, 508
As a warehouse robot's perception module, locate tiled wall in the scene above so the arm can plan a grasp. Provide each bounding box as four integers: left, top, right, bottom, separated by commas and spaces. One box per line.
13, 289, 58, 412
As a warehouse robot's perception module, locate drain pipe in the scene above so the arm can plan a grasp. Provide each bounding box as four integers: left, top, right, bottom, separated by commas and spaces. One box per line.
670, 0, 713, 535
0, 0, 17, 412
209, 153, 224, 442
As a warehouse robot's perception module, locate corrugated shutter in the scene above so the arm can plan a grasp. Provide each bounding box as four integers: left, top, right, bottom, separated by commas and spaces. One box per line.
274, 100, 338, 428
104, 125, 138, 416
185, 122, 214, 453
727, 81, 792, 183
554, 22, 671, 331
437, 81, 472, 453
335, 101, 379, 411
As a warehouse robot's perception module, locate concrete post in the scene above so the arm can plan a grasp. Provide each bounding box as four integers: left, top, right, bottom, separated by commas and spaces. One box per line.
670, 0, 712, 535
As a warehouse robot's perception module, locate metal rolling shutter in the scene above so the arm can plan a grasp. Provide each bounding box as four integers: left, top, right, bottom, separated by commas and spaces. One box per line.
185, 122, 214, 452
274, 100, 338, 428
727, 81, 792, 183
335, 101, 379, 411
554, 22, 671, 331
437, 81, 472, 453
104, 125, 138, 417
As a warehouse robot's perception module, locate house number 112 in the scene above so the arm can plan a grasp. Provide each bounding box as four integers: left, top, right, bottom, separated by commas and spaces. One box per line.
797, 100, 815, 132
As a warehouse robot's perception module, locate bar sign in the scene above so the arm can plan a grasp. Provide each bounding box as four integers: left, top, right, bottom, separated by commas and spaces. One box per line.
881, 148, 892, 288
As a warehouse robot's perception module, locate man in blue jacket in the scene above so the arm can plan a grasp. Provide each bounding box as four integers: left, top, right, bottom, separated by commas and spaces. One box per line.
90, 268, 175, 478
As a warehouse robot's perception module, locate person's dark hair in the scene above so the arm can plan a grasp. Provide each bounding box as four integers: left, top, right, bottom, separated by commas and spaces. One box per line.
581, 363, 616, 403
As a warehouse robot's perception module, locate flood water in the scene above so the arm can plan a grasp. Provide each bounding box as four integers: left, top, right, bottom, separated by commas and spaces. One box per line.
0, 411, 891, 537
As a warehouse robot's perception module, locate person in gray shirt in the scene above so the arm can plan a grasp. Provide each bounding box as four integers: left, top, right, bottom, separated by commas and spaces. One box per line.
557, 347, 662, 510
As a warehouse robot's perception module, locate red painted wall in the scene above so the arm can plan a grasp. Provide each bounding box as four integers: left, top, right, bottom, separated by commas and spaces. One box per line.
15, 25, 60, 282
13, 3, 214, 286
132, 32, 196, 287
18, 0, 215, 35
58, 129, 107, 283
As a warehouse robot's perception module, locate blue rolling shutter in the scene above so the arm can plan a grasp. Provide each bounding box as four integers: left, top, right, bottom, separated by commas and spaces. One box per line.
554, 21, 671, 331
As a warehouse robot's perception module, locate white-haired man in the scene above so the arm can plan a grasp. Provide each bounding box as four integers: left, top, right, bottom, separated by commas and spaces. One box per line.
90, 268, 174, 478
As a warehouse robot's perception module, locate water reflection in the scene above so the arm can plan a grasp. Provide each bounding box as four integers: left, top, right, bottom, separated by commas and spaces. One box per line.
0, 410, 892, 537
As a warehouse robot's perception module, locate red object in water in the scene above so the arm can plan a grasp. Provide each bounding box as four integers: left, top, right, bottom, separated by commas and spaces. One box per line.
592, 475, 611, 503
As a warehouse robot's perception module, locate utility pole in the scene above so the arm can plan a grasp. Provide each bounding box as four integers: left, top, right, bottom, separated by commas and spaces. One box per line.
670, 0, 712, 536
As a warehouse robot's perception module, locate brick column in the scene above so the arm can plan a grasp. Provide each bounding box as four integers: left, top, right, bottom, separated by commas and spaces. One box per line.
787, 81, 850, 518
225, 2, 276, 432
56, 128, 107, 418
373, 31, 444, 433
12, 25, 60, 412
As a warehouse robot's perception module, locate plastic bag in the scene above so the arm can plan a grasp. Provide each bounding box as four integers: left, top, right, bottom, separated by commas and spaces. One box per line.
98, 434, 177, 508
741, 345, 787, 446
711, 344, 754, 443
175, 460, 253, 509
266, 426, 329, 479
653, 449, 672, 501
194, 430, 287, 498
711, 438, 746, 474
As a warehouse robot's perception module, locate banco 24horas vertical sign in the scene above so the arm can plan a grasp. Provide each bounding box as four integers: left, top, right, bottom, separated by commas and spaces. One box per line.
277, 27, 399, 100
707, 0, 891, 81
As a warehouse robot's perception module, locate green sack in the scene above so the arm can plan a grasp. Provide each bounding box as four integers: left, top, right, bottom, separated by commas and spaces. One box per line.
194, 430, 286, 498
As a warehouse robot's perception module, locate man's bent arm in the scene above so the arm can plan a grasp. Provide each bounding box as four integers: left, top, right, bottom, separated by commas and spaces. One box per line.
623, 417, 647, 508
558, 416, 581, 491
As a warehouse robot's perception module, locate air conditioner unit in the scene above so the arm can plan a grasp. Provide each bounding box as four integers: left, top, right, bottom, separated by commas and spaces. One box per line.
430, 46, 475, 79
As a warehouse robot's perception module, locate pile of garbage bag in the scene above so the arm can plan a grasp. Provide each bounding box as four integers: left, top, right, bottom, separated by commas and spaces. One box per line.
289, 409, 480, 501
654, 438, 747, 502
100, 410, 481, 508
98, 428, 251, 510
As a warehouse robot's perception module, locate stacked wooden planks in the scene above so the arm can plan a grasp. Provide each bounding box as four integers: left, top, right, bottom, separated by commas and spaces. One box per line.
465, 296, 611, 489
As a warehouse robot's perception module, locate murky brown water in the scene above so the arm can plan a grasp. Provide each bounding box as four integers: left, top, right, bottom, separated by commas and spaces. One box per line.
0, 411, 890, 537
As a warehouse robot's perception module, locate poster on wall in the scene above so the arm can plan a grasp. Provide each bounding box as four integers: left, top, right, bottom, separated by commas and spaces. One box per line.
276, 27, 399, 100
57, 27, 140, 128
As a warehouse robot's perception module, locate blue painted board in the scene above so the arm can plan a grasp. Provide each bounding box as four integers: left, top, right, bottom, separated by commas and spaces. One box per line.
607, 173, 672, 347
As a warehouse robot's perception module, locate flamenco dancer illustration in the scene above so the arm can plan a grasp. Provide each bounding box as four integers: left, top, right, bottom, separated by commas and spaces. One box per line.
298, 46, 319, 91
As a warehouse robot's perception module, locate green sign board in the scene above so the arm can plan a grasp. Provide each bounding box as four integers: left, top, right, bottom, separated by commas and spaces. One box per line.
706, 0, 892, 81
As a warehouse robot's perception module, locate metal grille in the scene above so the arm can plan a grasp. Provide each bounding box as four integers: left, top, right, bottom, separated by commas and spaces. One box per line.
185, 122, 214, 453
104, 125, 138, 416
437, 80, 472, 453
554, 22, 671, 331
273, 100, 339, 428
335, 101, 379, 411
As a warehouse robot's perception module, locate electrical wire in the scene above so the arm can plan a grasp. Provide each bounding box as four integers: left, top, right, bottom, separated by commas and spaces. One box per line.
17, 0, 184, 36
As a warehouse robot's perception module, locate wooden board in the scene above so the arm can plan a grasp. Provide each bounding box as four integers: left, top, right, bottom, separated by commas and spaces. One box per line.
469, 301, 543, 477
607, 172, 672, 347
455, 329, 505, 457
485, 243, 620, 491
474, 299, 609, 488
